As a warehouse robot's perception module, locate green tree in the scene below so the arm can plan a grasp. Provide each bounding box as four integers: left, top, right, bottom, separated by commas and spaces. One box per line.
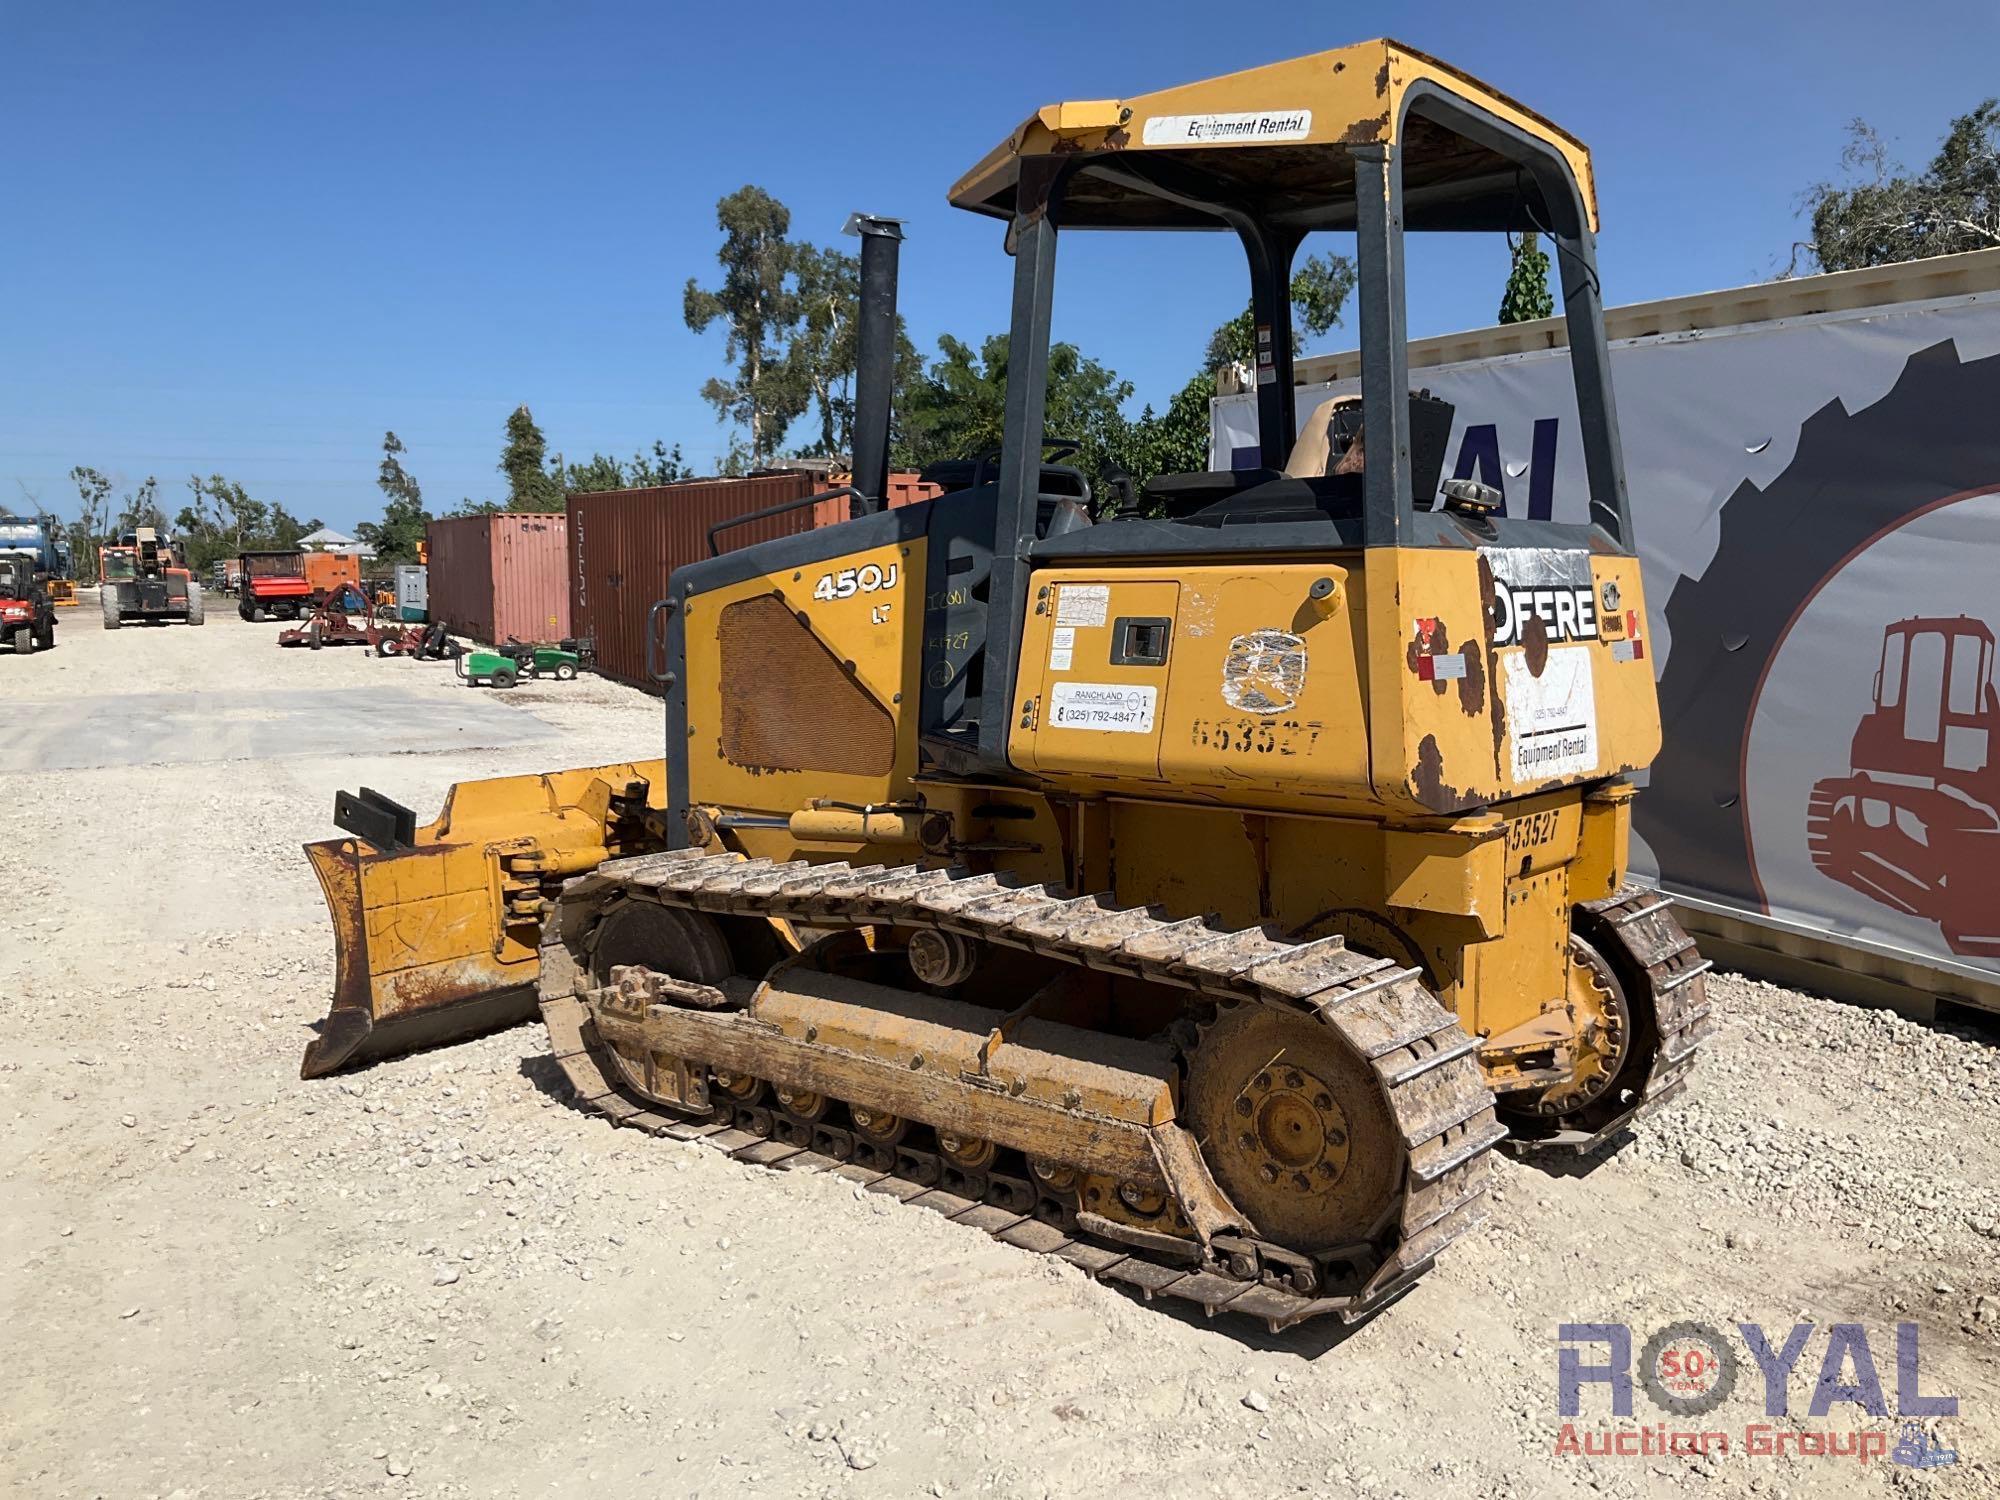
629, 440, 691, 487
1794, 102, 2000, 272
1498, 232, 1554, 323
67, 466, 112, 583
559, 454, 631, 493
356, 430, 431, 561
174, 475, 228, 571
205, 475, 269, 549
499, 405, 563, 511
684, 186, 808, 465
555, 441, 696, 493
1115, 372, 1218, 492
777, 242, 860, 456
897, 333, 1135, 487
113, 475, 166, 536
1202, 252, 1357, 372
267, 505, 321, 549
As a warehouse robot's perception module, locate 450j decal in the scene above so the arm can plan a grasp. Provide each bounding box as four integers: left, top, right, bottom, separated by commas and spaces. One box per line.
812, 562, 900, 602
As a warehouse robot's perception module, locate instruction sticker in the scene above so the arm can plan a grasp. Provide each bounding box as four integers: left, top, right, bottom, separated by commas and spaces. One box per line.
1056, 584, 1109, 627
1503, 646, 1598, 781
1049, 682, 1157, 734
1048, 625, 1075, 671
1142, 110, 1312, 146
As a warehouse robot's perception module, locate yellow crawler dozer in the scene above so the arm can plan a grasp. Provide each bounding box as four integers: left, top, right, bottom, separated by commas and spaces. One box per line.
304, 39, 1712, 1329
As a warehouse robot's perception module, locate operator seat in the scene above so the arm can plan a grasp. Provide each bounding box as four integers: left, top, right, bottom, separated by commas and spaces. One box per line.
1284, 395, 1367, 479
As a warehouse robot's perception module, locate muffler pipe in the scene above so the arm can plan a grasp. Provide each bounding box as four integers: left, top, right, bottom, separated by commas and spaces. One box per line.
843, 212, 905, 516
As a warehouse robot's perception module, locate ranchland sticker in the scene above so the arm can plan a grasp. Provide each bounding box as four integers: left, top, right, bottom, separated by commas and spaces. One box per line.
1049, 682, 1156, 734
1141, 110, 1312, 146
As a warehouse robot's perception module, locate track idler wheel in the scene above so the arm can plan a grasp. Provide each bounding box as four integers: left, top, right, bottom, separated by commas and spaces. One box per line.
591, 901, 737, 1109
906, 928, 978, 988
1502, 933, 1638, 1134
1183, 1002, 1401, 1253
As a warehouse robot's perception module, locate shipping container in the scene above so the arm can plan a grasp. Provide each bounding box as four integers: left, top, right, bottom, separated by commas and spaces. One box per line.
1210, 245, 2000, 1019
808, 472, 945, 528
569, 473, 945, 695
426, 513, 569, 645
394, 563, 428, 622
568, 474, 821, 693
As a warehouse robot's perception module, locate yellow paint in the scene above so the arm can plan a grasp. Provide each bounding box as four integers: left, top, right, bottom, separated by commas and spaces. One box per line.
952, 38, 1598, 232
321, 44, 1669, 1105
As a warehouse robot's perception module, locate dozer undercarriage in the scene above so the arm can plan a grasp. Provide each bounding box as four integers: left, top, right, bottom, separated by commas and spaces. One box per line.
300, 39, 1716, 1330
529, 850, 1708, 1330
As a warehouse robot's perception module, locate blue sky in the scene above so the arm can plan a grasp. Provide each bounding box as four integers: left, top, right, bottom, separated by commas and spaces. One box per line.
5, 0, 1996, 531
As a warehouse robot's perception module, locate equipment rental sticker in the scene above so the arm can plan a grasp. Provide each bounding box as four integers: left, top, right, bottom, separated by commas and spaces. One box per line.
1055, 584, 1109, 628
1503, 645, 1599, 781
1141, 110, 1312, 146
1049, 682, 1157, 734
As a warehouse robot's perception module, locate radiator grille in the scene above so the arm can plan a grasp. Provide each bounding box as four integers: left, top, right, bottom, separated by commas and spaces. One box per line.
717, 593, 895, 775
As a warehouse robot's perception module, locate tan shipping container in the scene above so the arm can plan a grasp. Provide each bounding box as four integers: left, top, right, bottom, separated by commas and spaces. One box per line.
425, 512, 570, 646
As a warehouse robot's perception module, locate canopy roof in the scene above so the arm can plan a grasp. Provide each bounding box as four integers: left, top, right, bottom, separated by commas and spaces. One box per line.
949, 39, 1597, 236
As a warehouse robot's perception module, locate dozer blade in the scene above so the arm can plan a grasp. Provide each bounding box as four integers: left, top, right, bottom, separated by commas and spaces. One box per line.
301, 759, 669, 1078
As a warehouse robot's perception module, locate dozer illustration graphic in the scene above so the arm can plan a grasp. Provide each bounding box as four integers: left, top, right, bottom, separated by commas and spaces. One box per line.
302, 39, 1712, 1329
1809, 616, 2000, 956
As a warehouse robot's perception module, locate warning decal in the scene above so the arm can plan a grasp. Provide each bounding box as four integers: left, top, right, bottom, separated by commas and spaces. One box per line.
1503, 645, 1598, 781
1056, 584, 1109, 627
1048, 682, 1157, 734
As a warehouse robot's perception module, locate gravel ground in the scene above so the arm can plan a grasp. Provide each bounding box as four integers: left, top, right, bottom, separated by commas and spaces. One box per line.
3, 597, 1997, 1499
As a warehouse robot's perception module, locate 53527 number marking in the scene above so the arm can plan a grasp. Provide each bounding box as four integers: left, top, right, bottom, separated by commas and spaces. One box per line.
1506, 810, 1560, 853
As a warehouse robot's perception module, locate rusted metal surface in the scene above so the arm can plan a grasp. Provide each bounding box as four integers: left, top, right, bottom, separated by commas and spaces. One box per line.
569, 473, 940, 696
717, 594, 895, 774
275, 604, 374, 649
807, 473, 944, 529
426, 513, 569, 646
300, 838, 543, 1077
568, 474, 819, 694
537, 851, 1510, 1331
298, 761, 671, 1078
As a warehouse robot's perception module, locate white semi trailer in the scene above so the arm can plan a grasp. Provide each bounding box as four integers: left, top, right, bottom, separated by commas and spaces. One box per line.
1213, 248, 2000, 1020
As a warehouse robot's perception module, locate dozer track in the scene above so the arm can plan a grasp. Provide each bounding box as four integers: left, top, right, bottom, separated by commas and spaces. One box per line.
1507, 885, 1717, 1156
538, 850, 1511, 1332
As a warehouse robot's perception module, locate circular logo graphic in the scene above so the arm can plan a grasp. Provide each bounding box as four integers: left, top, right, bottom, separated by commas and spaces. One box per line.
1638, 1320, 1739, 1417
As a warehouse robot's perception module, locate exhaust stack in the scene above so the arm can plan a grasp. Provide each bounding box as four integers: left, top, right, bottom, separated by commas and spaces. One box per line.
842, 212, 905, 515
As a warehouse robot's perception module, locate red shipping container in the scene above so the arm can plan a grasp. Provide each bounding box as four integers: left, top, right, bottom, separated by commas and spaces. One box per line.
568, 474, 820, 694
808, 472, 945, 528
425, 513, 570, 646
569, 473, 945, 695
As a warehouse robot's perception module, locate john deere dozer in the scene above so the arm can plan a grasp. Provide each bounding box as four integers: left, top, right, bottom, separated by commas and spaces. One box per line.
304, 39, 1712, 1329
